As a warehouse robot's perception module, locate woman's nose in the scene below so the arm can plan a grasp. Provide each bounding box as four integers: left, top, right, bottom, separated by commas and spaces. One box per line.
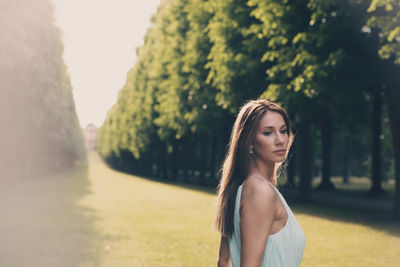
275, 132, 284, 144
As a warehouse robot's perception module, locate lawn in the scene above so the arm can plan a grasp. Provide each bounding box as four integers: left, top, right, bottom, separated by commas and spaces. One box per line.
0, 151, 399, 266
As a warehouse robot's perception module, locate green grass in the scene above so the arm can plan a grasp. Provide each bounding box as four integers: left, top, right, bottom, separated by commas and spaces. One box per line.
0, 151, 399, 266
296, 204, 400, 267
81, 152, 219, 266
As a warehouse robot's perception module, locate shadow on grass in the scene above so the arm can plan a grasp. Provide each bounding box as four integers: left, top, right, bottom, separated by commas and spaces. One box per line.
118, 170, 400, 238
0, 163, 104, 267
284, 194, 400, 238
295, 201, 400, 237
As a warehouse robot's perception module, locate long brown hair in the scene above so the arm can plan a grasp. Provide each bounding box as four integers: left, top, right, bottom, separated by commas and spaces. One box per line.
214, 99, 294, 237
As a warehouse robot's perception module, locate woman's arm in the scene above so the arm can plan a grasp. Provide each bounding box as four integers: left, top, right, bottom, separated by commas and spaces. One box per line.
240, 180, 277, 267
217, 235, 231, 267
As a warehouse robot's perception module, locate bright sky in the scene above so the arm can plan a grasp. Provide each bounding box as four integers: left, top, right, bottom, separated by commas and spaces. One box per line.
52, 0, 160, 128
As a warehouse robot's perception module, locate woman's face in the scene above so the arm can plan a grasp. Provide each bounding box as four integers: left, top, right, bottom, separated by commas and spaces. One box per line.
251, 111, 289, 164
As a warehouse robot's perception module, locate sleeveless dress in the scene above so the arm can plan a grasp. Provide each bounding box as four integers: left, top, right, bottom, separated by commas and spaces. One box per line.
228, 180, 306, 267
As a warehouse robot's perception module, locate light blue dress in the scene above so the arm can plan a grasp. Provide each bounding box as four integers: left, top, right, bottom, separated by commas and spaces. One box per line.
228, 181, 306, 267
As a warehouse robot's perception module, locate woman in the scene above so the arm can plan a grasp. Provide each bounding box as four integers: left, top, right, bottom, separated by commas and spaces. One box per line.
215, 99, 306, 267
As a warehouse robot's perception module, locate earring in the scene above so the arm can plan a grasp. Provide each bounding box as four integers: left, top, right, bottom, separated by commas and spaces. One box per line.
249, 147, 254, 154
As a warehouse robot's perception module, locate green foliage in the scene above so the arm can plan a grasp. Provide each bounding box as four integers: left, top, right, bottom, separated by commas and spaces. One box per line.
368, 0, 400, 64
98, 0, 228, 164
206, 0, 268, 113
153, 0, 190, 140
96, 0, 398, 213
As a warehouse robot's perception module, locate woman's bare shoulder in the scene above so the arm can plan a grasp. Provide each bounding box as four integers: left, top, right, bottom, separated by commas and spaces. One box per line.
241, 175, 277, 203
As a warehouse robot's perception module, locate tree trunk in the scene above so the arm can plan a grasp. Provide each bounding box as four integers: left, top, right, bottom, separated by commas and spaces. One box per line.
317, 108, 335, 191
384, 83, 400, 220
159, 141, 168, 180
182, 135, 190, 181
166, 142, 172, 180
198, 133, 208, 185
382, 60, 400, 220
370, 89, 385, 196
342, 137, 350, 184
215, 115, 235, 182
298, 120, 313, 200
209, 130, 217, 181
286, 140, 296, 187
170, 138, 179, 181
152, 148, 157, 177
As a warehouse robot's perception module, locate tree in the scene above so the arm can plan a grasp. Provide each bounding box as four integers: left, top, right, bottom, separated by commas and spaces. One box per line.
367, 0, 400, 219
0, 0, 85, 180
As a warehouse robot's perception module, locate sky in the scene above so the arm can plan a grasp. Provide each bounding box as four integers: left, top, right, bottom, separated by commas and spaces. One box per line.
52, 0, 161, 128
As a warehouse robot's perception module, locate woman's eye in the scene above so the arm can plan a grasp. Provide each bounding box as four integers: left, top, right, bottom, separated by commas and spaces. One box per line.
263, 132, 272, 136
281, 129, 288, 134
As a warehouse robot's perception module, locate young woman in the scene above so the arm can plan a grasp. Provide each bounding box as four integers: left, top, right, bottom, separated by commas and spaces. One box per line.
215, 99, 306, 267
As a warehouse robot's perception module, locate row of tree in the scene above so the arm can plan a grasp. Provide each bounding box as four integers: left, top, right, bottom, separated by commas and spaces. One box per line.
97, 0, 400, 219
0, 0, 86, 181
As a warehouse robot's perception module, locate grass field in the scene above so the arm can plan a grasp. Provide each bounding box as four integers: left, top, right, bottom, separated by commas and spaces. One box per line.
0, 151, 399, 266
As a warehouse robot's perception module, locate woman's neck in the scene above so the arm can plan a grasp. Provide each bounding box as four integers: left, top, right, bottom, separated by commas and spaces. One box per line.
247, 161, 275, 184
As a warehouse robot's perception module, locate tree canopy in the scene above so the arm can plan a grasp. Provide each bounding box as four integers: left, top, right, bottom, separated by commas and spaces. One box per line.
97, 0, 400, 219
